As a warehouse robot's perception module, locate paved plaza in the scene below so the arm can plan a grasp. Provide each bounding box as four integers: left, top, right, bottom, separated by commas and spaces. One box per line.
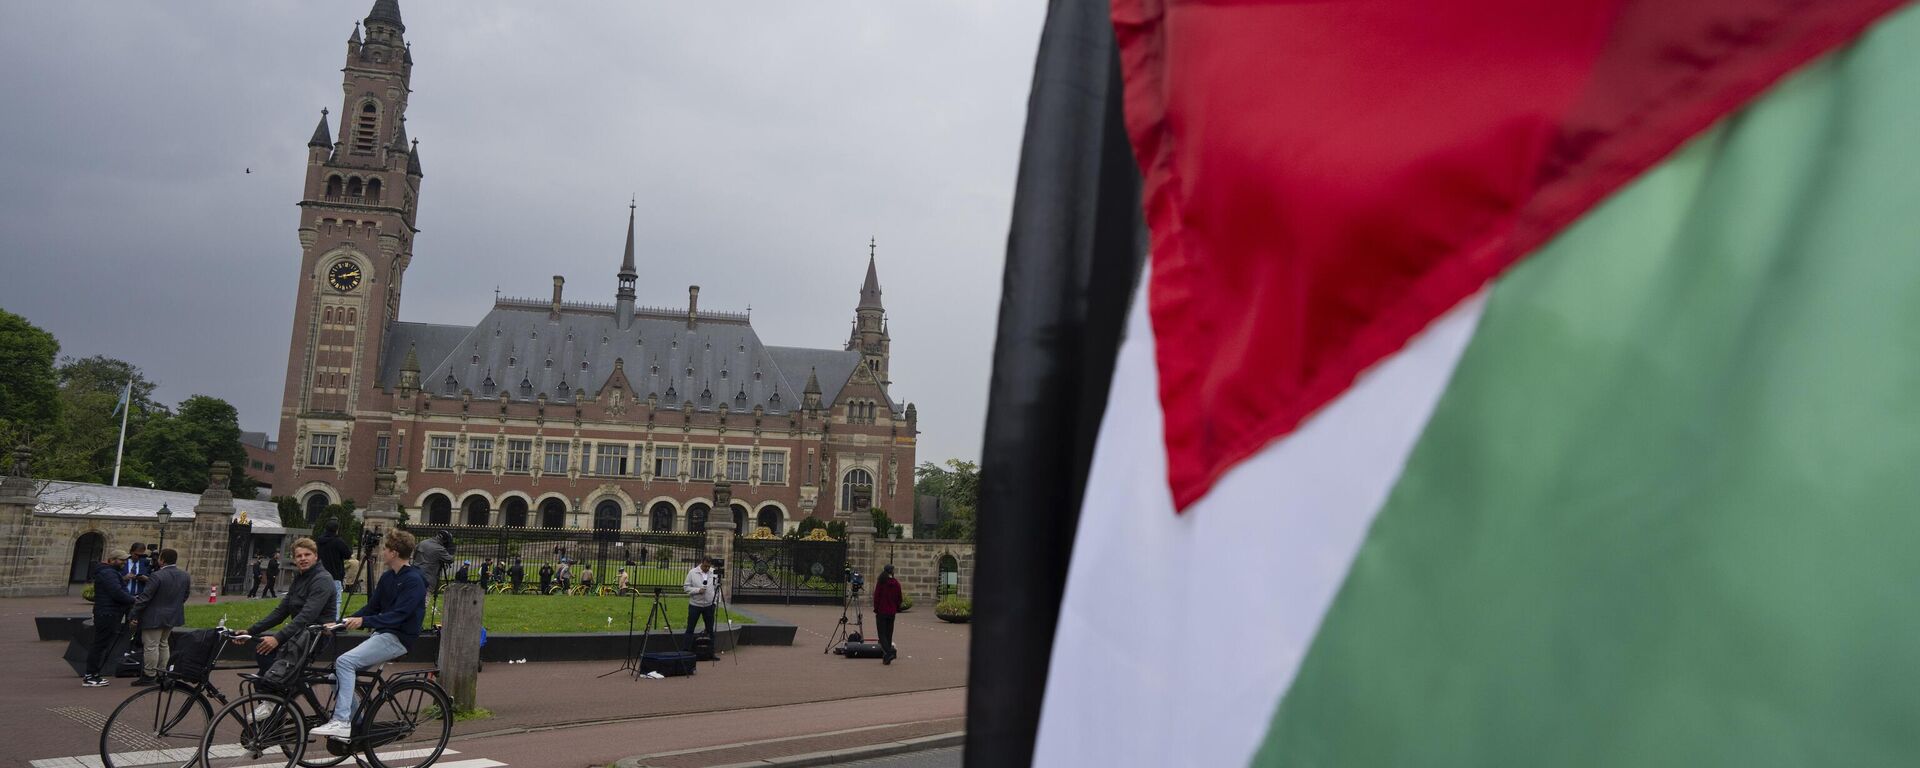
4, 596, 969, 767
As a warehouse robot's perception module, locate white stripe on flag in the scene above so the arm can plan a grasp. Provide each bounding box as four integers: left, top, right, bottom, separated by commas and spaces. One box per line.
1032, 274, 1486, 766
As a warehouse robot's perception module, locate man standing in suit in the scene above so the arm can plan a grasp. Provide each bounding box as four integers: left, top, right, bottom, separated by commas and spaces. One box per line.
83, 552, 135, 687
128, 548, 190, 686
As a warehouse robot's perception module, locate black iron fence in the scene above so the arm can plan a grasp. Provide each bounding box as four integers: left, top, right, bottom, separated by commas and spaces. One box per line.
401, 523, 705, 595
731, 537, 849, 604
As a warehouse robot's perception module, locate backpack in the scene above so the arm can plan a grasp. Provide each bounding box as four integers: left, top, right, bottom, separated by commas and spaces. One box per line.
259, 625, 329, 691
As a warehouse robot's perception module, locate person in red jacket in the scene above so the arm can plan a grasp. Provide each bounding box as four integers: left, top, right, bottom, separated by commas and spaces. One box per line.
872, 564, 903, 664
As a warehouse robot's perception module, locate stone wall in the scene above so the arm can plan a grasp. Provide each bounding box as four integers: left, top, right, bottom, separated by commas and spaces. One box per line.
872, 539, 975, 604
0, 502, 229, 598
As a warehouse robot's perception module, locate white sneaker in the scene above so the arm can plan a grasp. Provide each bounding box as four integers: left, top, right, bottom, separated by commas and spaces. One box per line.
250, 702, 277, 720
308, 720, 353, 739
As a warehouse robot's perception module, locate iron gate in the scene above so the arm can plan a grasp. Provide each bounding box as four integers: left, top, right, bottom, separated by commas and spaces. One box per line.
402, 523, 704, 594
730, 537, 848, 604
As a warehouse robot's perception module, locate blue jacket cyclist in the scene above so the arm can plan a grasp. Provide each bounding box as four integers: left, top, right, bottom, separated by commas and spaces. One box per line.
308, 529, 426, 741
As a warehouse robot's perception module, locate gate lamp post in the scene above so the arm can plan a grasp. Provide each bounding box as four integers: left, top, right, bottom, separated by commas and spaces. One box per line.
156, 503, 174, 553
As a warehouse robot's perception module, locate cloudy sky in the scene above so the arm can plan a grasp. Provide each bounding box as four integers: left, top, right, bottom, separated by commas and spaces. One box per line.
0, 1, 1046, 466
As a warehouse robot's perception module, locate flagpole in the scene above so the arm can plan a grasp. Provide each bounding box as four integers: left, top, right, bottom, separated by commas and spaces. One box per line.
111, 381, 131, 487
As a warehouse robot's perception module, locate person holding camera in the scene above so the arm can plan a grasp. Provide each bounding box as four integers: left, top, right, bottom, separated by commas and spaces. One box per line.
874, 565, 902, 665
683, 557, 719, 649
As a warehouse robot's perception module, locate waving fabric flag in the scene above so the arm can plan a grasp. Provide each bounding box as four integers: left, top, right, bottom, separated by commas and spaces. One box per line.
972, 0, 1920, 766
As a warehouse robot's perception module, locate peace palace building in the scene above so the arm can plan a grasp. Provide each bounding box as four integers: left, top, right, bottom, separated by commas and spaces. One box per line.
272, 1, 918, 535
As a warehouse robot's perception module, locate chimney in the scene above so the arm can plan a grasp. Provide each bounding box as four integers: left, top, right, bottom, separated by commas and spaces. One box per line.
550, 276, 564, 320
688, 285, 700, 329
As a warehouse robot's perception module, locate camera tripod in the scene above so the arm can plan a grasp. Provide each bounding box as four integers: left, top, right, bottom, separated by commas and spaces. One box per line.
630, 588, 676, 680
599, 586, 645, 678
340, 531, 384, 617
825, 581, 866, 654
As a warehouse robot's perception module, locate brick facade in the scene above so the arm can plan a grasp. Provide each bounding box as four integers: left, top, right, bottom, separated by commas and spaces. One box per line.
269, 4, 918, 533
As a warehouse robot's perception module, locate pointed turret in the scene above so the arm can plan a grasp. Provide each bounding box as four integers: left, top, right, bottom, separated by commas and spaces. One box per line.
803, 367, 824, 411
309, 109, 332, 148
616, 201, 637, 329
397, 343, 422, 392
365, 0, 404, 32
859, 238, 884, 310
350, 22, 362, 45
407, 138, 423, 177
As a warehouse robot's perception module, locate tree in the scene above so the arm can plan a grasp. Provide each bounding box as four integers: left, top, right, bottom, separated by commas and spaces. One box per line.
273, 495, 306, 529
870, 507, 896, 537
129, 394, 257, 497
40, 355, 166, 483
0, 309, 61, 450
915, 459, 979, 540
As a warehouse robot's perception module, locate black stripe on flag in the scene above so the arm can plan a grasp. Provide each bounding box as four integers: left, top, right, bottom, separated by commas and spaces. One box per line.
965, 0, 1147, 763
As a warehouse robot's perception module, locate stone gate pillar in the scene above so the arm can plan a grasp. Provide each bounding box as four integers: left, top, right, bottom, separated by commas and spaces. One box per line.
0, 446, 41, 597
189, 462, 237, 594
706, 481, 735, 578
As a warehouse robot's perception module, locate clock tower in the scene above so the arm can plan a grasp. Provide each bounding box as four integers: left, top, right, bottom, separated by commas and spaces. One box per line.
274, 0, 422, 501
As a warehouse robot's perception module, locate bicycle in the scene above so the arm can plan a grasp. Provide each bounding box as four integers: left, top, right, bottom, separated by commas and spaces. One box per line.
127, 628, 341, 768
198, 625, 452, 768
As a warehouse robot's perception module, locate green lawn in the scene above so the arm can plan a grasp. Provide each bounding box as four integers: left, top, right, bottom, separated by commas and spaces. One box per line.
185, 593, 753, 634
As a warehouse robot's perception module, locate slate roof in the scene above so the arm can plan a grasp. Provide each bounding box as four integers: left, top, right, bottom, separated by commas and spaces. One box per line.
365, 0, 404, 31
29, 481, 288, 534
386, 302, 869, 414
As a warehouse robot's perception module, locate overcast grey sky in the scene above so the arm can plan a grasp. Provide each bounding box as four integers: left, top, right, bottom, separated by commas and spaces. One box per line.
0, 1, 1045, 467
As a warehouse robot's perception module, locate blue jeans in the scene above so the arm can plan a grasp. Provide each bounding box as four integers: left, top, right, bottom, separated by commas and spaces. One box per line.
331, 631, 406, 724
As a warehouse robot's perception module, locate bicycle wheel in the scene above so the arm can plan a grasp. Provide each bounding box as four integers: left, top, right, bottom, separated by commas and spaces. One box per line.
199, 693, 305, 768
360, 681, 453, 768
100, 681, 213, 768
291, 692, 352, 768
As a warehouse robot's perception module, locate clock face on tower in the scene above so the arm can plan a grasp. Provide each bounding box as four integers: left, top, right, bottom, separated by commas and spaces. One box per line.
327, 260, 363, 292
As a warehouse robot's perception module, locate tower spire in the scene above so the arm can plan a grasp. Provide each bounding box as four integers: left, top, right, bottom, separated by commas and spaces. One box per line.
365, 0, 404, 32
859, 238, 883, 310
615, 200, 637, 329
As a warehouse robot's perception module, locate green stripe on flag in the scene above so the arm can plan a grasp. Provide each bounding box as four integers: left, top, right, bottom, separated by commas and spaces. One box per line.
1258, 5, 1920, 766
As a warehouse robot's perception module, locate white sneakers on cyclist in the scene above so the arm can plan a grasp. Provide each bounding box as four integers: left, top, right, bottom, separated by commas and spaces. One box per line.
308, 720, 352, 739
250, 702, 280, 720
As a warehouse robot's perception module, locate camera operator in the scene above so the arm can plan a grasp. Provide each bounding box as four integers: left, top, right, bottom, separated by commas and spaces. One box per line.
314, 521, 353, 620
873, 564, 902, 664
413, 530, 454, 599
683, 557, 719, 649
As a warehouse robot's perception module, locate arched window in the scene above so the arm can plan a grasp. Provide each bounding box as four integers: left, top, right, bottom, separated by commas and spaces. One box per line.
366, 178, 382, 202
686, 503, 710, 533
594, 500, 622, 539
326, 175, 343, 197
730, 503, 749, 534
503, 497, 529, 528
756, 505, 783, 535
539, 498, 567, 529
304, 491, 331, 525
323, 307, 334, 323
69, 532, 105, 584
463, 495, 491, 526
841, 468, 874, 511
347, 177, 364, 198
353, 102, 380, 154
346, 308, 356, 324
938, 553, 961, 598
650, 502, 676, 532
424, 493, 453, 525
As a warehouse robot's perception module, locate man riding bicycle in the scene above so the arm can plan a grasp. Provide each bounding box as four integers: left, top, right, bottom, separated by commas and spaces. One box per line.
307, 529, 425, 741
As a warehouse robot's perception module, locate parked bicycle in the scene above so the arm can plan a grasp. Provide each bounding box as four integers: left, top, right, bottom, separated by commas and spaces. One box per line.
197, 624, 452, 768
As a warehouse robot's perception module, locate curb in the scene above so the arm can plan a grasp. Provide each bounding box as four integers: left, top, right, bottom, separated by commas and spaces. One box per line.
613, 730, 963, 768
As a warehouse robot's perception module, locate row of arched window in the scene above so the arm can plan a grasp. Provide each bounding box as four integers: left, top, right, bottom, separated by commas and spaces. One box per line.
324, 174, 384, 202
847, 399, 884, 425
404, 492, 795, 536
321, 306, 357, 324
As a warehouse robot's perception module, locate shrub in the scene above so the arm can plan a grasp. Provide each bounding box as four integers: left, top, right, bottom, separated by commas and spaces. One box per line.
898, 592, 914, 612
935, 596, 971, 620
82, 584, 96, 603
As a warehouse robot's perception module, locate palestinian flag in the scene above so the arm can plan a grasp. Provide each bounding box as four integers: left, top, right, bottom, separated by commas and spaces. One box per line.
969, 0, 1920, 765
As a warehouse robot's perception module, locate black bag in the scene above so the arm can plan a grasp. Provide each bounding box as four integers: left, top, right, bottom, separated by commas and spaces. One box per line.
690, 636, 715, 661
260, 626, 329, 691
641, 651, 697, 677
166, 628, 222, 682
842, 641, 885, 659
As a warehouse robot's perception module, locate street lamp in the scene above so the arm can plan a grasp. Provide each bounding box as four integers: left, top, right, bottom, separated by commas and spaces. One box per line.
156, 502, 173, 553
